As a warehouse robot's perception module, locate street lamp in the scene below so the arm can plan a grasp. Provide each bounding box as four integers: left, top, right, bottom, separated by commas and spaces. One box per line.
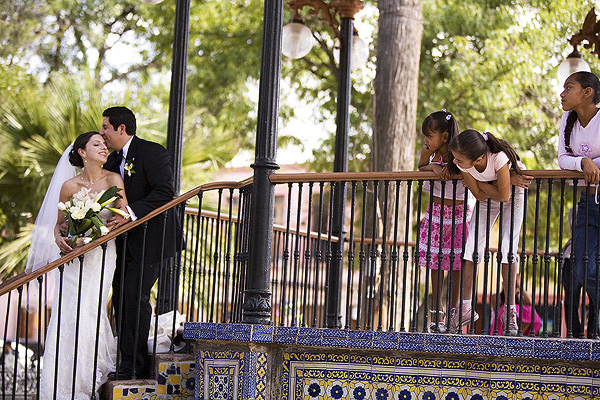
557, 8, 597, 84
282, 0, 368, 69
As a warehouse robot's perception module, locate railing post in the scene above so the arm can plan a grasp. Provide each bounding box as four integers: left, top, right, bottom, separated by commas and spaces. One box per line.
326, 15, 354, 329
242, 0, 283, 325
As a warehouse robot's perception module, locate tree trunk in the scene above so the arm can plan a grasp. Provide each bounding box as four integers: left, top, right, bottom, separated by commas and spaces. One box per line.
370, 0, 423, 330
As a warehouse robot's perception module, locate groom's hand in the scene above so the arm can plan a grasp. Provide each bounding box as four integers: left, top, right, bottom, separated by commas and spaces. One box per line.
107, 214, 130, 230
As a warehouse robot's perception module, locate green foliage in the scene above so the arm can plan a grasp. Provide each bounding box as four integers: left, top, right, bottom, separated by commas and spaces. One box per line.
0, 78, 104, 277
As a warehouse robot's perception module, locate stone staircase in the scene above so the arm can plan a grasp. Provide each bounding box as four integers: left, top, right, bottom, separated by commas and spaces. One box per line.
101, 353, 195, 400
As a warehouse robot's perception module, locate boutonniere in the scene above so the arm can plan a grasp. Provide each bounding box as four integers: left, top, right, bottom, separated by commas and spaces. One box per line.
124, 158, 135, 177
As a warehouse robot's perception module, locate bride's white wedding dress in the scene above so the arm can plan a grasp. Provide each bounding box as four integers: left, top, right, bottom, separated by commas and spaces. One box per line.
39, 207, 117, 400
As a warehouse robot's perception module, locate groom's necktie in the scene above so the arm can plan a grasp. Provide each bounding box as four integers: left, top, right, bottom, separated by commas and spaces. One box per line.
116, 149, 125, 178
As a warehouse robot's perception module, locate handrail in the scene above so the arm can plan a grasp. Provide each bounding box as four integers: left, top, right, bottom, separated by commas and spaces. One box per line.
0, 179, 254, 297
269, 169, 586, 183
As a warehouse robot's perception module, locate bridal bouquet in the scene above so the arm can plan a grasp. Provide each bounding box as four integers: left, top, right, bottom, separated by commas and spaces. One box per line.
58, 186, 129, 247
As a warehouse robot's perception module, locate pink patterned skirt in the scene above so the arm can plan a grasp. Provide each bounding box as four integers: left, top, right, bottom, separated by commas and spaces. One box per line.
417, 202, 469, 271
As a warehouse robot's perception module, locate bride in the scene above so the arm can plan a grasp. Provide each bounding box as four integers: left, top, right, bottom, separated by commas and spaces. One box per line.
28, 131, 128, 399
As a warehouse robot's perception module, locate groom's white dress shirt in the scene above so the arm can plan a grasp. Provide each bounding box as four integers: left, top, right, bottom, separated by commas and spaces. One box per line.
118, 136, 137, 221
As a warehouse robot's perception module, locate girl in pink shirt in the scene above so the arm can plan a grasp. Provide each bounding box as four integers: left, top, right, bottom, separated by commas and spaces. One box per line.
417, 110, 469, 333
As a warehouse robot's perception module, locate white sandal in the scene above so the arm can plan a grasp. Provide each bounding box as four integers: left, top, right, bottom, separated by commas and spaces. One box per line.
429, 309, 447, 333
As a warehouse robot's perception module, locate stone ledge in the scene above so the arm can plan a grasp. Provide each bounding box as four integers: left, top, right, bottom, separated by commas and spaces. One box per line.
184, 321, 600, 362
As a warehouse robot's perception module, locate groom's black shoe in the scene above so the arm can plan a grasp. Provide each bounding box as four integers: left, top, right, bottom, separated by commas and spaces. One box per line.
107, 369, 132, 381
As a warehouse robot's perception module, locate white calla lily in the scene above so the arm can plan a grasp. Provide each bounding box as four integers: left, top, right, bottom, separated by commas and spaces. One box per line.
108, 207, 130, 219
100, 196, 118, 207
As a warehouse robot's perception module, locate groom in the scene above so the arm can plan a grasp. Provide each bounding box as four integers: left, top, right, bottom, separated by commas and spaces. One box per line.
101, 106, 179, 380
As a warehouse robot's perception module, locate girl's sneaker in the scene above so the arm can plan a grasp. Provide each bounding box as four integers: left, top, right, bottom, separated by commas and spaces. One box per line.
429, 310, 447, 333
501, 308, 519, 336
449, 305, 479, 333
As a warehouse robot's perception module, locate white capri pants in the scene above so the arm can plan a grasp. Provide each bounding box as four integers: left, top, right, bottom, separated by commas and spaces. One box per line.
463, 188, 525, 264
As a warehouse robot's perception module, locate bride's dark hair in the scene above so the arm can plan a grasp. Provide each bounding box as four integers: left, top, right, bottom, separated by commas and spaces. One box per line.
69, 131, 100, 168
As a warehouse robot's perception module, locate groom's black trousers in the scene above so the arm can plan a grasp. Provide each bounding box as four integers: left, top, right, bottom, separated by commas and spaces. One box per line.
112, 254, 161, 378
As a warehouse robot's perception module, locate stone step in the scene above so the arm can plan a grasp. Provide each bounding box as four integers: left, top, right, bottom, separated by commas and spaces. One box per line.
101, 353, 196, 399
102, 379, 158, 400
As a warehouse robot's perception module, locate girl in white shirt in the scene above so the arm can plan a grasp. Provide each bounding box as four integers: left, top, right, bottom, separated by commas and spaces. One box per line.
558, 71, 600, 337
447, 129, 526, 335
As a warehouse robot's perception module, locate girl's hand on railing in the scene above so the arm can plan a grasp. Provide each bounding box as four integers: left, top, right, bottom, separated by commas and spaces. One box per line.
510, 171, 533, 189
581, 157, 600, 185
428, 163, 444, 179
439, 166, 455, 180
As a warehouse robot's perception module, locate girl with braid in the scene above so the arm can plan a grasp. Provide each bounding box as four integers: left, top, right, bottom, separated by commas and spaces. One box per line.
558, 71, 600, 336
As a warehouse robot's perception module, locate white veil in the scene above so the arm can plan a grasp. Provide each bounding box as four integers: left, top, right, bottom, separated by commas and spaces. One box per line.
25, 145, 78, 273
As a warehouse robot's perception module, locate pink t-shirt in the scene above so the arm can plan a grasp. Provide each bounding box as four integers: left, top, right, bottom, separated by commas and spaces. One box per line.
457, 151, 511, 181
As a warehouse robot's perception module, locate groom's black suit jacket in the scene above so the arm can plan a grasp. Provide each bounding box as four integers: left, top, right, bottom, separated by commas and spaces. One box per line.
104, 135, 179, 265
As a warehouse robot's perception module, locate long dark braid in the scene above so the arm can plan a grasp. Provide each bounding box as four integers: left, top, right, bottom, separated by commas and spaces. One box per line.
563, 71, 600, 154
563, 110, 578, 154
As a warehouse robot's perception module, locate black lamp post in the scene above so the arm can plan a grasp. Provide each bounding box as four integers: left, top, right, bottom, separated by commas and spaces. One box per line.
165, 0, 191, 196
282, 0, 366, 328
242, 0, 285, 325
142, 0, 190, 195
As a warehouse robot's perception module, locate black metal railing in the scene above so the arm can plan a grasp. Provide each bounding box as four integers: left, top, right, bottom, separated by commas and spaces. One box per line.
267, 170, 596, 338
1, 169, 598, 398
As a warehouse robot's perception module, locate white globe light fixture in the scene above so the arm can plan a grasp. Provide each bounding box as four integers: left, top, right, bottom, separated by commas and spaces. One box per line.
558, 49, 591, 86
350, 32, 368, 69
140, 0, 165, 4
333, 31, 369, 69
282, 12, 314, 59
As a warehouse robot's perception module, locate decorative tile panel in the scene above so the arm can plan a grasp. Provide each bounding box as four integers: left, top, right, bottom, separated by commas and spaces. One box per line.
194, 349, 267, 400
281, 351, 599, 400
184, 322, 600, 400
111, 384, 158, 400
